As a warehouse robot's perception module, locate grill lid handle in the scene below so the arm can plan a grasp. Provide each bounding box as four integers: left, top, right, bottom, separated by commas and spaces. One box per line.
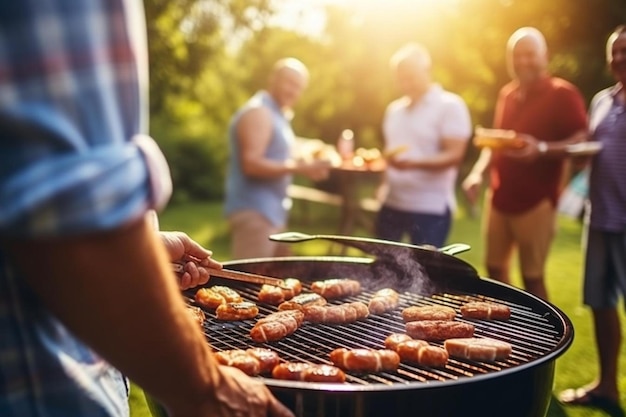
269, 232, 478, 280
270, 232, 470, 256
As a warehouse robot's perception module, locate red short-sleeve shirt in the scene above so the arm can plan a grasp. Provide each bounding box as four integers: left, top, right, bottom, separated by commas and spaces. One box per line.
490, 76, 588, 214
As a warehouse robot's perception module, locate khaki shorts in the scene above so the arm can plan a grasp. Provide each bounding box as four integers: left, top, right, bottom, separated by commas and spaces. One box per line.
484, 196, 556, 279
228, 210, 291, 260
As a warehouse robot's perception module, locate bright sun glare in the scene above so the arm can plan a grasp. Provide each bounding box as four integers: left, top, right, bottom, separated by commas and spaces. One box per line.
271, 0, 459, 38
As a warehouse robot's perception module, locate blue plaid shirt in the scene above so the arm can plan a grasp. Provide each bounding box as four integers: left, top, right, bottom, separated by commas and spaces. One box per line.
0, 1, 171, 416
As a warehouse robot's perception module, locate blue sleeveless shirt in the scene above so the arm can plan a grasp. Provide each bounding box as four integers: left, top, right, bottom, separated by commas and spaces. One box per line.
224, 91, 294, 227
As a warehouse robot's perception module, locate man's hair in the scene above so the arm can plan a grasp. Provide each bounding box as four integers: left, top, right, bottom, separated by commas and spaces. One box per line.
389, 43, 431, 71
606, 25, 626, 62
507, 26, 547, 55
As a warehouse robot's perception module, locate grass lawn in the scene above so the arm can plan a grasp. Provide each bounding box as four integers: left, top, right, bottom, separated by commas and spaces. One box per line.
130, 198, 626, 417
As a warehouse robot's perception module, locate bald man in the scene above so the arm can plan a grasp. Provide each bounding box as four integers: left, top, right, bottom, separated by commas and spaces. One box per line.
462, 27, 587, 301
225, 58, 330, 259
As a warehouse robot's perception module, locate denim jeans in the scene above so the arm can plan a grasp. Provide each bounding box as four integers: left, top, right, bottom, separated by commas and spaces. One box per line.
375, 205, 451, 248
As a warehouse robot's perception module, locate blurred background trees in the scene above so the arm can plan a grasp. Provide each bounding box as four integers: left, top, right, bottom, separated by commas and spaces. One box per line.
144, 0, 626, 203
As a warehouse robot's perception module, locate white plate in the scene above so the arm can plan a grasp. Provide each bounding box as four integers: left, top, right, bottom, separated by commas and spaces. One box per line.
566, 142, 603, 156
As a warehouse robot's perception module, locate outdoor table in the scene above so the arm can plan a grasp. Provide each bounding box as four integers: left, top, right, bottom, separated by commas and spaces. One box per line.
329, 159, 385, 254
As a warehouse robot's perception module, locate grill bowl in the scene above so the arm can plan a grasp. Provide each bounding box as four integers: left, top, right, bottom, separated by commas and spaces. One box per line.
198, 255, 573, 417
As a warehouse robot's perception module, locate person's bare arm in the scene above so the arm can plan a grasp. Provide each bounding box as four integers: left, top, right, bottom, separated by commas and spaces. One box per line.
505, 129, 588, 161
4, 217, 292, 417
461, 147, 492, 205
389, 137, 468, 171
237, 107, 330, 181
237, 107, 295, 179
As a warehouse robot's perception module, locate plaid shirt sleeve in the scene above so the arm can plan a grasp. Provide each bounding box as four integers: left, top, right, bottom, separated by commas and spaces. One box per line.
0, 0, 171, 237
0, 1, 171, 416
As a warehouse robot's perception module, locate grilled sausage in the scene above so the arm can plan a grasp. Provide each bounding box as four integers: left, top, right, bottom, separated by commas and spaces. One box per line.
444, 337, 512, 362
405, 320, 475, 341
250, 310, 304, 343
186, 305, 206, 326
215, 349, 261, 376
278, 293, 327, 312
272, 362, 346, 383
215, 301, 259, 321
194, 286, 242, 309
460, 301, 511, 320
258, 284, 285, 305
258, 278, 303, 305
329, 348, 400, 373
281, 278, 303, 299
304, 302, 370, 324
310, 279, 361, 299
396, 340, 449, 368
402, 305, 456, 322
246, 347, 280, 374
384, 333, 413, 351
368, 288, 400, 314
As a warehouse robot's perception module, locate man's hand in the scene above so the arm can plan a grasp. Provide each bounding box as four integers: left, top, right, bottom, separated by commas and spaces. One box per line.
159, 231, 222, 290
180, 366, 294, 417
462, 172, 483, 206
502, 133, 543, 162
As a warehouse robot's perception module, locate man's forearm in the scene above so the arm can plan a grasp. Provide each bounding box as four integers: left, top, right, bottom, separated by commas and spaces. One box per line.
4, 217, 220, 413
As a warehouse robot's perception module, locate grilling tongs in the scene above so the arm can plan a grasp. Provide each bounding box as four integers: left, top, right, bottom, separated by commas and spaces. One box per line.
172, 262, 287, 288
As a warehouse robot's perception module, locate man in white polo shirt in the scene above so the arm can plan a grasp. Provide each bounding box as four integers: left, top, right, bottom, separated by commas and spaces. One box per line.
376, 43, 472, 247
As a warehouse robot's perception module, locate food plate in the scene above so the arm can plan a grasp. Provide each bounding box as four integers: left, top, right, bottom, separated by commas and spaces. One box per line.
473, 126, 524, 150
566, 142, 603, 156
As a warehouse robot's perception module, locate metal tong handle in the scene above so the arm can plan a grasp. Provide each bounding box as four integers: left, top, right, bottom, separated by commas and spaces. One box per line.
173, 263, 286, 287
269, 231, 471, 257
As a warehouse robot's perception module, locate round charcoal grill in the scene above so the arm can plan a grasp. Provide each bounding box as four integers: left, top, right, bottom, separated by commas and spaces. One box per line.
184, 235, 573, 417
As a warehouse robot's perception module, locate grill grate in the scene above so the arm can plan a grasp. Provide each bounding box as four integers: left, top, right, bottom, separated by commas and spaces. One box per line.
188, 279, 563, 387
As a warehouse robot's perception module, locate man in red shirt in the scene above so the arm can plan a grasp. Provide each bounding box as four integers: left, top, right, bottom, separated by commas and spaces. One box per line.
462, 27, 587, 301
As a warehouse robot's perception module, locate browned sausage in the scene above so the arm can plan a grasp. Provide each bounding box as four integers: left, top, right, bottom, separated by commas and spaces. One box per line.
195, 286, 242, 309
215, 349, 261, 376
258, 284, 285, 305
250, 310, 304, 343
215, 302, 259, 321
329, 348, 400, 372
368, 288, 400, 314
281, 278, 303, 299
405, 320, 475, 341
186, 306, 206, 326
258, 278, 303, 305
246, 347, 280, 374
301, 364, 346, 383
444, 337, 512, 362
383, 333, 413, 351
278, 293, 327, 312
460, 301, 511, 320
310, 279, 361, 299
271, 362, 346, 383
402, 305, 456, 322
396, 340, 449, 368
304, 302, 369, 324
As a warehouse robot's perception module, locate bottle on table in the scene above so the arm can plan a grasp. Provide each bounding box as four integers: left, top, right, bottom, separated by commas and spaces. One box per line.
337, 129, 354, 161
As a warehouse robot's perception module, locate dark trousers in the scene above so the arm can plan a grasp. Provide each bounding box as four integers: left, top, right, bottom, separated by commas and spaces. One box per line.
375, 205, 451, 248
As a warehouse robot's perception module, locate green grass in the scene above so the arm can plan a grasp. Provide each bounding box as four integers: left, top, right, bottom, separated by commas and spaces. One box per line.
130, 199, 626, 417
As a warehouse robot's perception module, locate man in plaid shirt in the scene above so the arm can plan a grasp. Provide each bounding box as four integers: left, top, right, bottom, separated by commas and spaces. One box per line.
0, 2, 293, 416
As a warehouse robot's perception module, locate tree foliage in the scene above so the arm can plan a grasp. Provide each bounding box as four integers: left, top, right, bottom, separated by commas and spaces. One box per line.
144, 0, 626, 202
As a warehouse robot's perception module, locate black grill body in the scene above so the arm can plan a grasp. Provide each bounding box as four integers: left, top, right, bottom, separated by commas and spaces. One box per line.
186, 256, 573, 417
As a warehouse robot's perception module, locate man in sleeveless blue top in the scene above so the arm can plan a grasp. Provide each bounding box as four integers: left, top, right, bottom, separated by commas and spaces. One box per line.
225, 58, 330, 259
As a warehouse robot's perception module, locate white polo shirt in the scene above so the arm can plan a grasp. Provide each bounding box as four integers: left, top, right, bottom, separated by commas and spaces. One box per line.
382, 84, 471, 214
